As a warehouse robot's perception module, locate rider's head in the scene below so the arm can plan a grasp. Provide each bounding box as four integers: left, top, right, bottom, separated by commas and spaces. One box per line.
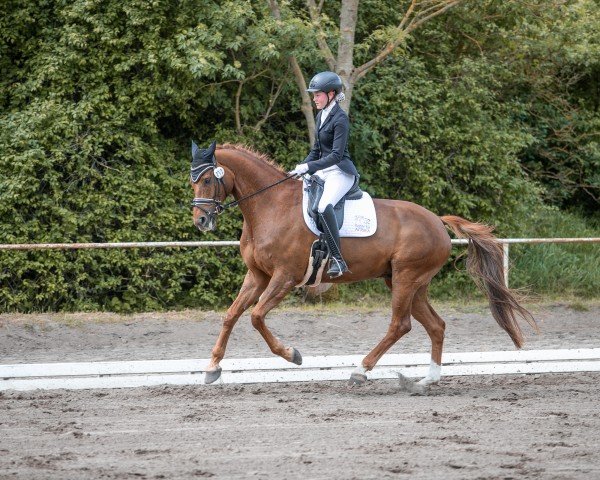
306, 71, 343, 110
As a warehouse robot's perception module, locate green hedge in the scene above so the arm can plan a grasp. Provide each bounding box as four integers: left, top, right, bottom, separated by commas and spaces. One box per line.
1, 0, 598, 311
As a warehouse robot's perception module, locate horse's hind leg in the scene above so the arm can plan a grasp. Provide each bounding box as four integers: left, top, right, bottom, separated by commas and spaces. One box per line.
350, 272, 416, 384
205, 269, 269, 384
411, 284, 445, 386
250, 272, 302, 365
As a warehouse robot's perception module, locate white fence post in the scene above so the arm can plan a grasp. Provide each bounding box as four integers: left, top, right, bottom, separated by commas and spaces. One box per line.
503, 242, 509, 288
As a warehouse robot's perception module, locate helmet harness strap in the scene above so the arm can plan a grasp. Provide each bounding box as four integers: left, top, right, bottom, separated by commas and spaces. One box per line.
324, 90, 338, 110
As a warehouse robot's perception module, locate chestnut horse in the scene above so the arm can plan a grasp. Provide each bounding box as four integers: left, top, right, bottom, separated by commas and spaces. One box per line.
190, 141, 537, 386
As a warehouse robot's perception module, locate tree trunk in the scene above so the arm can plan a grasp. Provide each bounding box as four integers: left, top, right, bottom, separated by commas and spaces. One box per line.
337, 0, 359, 113
290, 57, 316, 145
303, 0, 463, 137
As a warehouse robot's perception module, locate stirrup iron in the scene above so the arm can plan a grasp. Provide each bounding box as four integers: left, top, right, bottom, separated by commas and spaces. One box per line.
327, 256, 347, 278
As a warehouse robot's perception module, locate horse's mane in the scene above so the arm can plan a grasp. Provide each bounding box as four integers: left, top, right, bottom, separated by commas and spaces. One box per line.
218, 143, 286, 174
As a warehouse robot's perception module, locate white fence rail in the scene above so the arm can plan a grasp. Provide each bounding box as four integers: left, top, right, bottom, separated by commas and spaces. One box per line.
1, 238, 599, 287
3, 348, 600, 391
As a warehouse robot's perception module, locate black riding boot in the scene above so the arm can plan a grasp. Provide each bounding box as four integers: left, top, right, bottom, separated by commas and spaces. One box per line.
318, 204, 348, 278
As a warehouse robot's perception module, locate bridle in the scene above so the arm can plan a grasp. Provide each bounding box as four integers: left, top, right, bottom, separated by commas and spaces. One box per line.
190, 156, 227, 216
191, 154, 296, 217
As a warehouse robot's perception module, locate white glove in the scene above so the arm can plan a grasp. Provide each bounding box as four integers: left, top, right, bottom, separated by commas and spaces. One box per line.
288, 163, 309, 177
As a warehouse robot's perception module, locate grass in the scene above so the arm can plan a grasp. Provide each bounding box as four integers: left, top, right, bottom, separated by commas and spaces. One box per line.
507, 208, 600, 297
1, 293, 597, 325
285, 283, 599, 310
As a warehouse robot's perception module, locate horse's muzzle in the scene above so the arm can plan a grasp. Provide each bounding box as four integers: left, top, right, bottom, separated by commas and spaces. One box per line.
195, 214, 216, 232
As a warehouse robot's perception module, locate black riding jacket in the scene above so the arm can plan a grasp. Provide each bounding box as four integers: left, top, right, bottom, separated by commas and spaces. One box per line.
303, 103, 359, 178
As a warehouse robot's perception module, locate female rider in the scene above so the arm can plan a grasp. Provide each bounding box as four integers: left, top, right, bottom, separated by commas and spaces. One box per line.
288, 71, 360, 278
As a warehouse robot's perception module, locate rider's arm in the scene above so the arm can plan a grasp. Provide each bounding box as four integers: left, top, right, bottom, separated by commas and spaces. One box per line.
303, 135, 320, 164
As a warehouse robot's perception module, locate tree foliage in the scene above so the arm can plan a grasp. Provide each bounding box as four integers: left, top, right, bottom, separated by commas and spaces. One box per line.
0, 0, 598, 311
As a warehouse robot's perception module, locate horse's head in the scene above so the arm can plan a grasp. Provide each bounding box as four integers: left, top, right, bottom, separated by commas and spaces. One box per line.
190, 140, 229, 231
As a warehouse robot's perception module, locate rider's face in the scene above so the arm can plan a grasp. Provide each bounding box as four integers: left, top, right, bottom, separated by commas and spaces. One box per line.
312, 91, 333, 110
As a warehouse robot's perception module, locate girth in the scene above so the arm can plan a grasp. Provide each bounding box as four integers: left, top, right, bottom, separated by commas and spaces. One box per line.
305, 175, 363, 231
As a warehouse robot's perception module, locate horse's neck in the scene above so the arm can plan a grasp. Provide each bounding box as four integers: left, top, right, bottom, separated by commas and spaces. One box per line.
218, 149, 292, 215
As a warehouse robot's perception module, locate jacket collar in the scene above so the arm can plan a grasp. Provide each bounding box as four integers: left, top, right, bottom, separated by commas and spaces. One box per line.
318, 102, 339, 130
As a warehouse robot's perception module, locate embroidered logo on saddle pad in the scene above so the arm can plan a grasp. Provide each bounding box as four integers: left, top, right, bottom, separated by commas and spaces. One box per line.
301, 184, 378, 238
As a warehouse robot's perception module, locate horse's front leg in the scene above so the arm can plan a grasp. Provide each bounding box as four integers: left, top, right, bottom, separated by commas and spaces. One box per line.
250, 273, 302, 365
205, 270, 269, 384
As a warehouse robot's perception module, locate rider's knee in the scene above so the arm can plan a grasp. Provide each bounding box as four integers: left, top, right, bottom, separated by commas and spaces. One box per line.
317, 200, 334, 214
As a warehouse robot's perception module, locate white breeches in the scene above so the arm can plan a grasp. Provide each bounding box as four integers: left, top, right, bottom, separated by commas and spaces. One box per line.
316, 168, 356, 213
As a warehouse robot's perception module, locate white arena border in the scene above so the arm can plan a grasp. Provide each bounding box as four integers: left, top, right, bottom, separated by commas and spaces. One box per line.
2, 348, 600, 391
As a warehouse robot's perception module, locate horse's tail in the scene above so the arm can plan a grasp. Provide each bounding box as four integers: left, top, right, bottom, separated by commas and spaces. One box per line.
440, 215, 538, 348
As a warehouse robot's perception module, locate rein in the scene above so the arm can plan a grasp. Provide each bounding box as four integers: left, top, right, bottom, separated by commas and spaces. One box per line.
219, 174, 296, 213
191, 161, 297, 215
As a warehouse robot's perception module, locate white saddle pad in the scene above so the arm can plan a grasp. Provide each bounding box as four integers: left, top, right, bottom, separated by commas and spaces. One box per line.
302, 184, 377, 238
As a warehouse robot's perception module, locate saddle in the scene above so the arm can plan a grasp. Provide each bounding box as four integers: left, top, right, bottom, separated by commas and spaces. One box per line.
305, 175, 363, 231
296, 175, 364, 288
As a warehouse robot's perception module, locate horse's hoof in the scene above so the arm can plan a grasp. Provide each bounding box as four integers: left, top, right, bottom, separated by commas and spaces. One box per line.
348, 373, 367, 385
204, 366, 222, 384
291, 348, 303, 365
417, 377, 438, 387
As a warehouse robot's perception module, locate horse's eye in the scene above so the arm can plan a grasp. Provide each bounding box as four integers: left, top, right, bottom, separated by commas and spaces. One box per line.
203, 177, 211, 185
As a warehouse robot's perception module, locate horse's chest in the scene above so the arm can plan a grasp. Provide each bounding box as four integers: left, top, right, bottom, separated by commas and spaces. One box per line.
240, 234, 277, 272
240, 211, 307, 275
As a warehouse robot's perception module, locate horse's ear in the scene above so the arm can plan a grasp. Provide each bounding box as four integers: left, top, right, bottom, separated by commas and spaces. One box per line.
191, 140, 200, 159
206, 140, 217, 157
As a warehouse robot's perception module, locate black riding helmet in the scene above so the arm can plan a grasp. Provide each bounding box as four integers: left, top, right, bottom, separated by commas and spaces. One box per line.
306, 71, 343, 94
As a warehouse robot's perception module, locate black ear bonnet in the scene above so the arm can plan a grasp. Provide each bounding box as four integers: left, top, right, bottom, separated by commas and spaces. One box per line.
190, 140, 217, 182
